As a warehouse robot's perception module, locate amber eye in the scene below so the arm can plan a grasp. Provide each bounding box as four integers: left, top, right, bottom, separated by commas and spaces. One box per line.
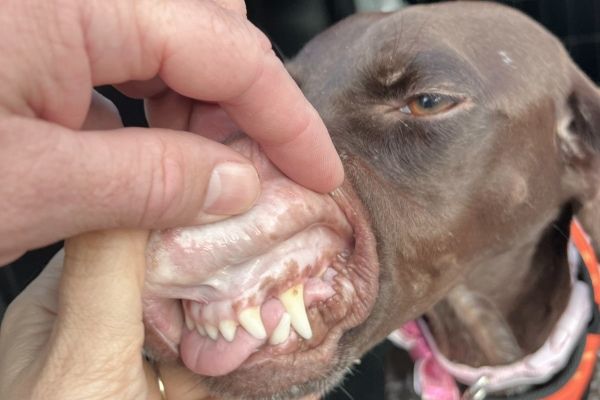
400, 93, 458, 116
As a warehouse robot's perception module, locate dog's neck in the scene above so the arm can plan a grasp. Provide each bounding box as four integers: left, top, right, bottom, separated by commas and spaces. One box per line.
425, 209, 573, 367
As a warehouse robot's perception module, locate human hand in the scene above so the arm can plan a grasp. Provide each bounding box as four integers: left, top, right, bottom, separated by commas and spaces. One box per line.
0, 229, 226, 400
0, 230, 321, 400
0, 0, 344, 265
0, 230, 159, 399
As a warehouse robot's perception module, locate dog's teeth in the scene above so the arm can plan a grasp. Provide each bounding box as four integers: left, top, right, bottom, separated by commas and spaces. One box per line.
189, 300, 201, 319
269, 312, 291, 345
279, 284, 312, 340
205, 324, 219, 341
195, 322, 206, 337
219, 320, 237, 342
238, 306, 267, 340
184, 311, 195, 331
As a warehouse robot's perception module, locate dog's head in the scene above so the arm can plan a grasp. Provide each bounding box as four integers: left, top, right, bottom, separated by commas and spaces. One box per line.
143, 2, 600, 399
289, 0, 600, 360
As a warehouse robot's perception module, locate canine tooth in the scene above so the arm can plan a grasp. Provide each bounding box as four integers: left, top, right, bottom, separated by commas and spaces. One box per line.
269, 312, 291, 345
219, 320, 237, 342
205, 324, 219, 341
195, 322, 206, 337
279, 284, 312, 340
238, 306, 267, 340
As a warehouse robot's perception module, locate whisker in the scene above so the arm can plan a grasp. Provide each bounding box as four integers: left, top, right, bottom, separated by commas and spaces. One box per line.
551, 222, 569, 241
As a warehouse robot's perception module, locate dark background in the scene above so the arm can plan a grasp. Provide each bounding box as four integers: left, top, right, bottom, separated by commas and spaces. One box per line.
1, 1, 599, 399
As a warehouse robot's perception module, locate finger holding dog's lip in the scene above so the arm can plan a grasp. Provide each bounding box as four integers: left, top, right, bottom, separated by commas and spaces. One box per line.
90, 0, 343, 192
0, 0, 341, 264
143, 89, 241, 144
0, 88, 260, 265
118, 61, 345, 193
0, 227, 262, 400
0, 230, 150, 399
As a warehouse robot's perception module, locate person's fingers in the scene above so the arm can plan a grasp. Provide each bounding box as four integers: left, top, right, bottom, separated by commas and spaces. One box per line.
145, 89, 192, 132
147, 91, 239, 143
37, 230, 148, 398
5, 0, 342, 192
0, 251, 64, 394
82, 91, 124, 130
0, 91, 123, 266
158, 363, 218, 400
189, 102, 240, 142
0, 116, 260, 264
129, 0, 343, 191
212, 0, 247, 15
58, 230, 146, 348
1, 234, 152, 399
219, 53, 344, 192
116, 77, 168, 100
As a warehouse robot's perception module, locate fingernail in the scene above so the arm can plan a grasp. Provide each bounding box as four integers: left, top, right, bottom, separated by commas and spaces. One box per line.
203, 162, 260, 215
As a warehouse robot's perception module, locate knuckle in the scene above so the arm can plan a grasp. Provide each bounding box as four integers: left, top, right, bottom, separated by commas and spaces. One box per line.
147, 0, 265, 101
199, 3, 265, 99
137, 136, 187, 227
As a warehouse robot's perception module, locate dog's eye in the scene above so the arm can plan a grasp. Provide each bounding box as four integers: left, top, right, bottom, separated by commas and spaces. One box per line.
400, 94, 457, 116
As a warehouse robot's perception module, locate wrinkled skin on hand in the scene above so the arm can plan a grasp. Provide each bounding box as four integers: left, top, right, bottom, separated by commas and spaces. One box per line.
0, 0, 343, 265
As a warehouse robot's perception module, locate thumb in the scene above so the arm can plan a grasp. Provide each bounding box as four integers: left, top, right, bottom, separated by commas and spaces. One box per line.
58, 229, 148, 343
38, 230, 149, 399
0, 115, 260, 262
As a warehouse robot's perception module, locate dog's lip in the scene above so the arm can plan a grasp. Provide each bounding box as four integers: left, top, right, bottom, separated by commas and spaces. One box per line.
142, 179, 380, 397
220, 325, 347, 391
197, 181, 380, 396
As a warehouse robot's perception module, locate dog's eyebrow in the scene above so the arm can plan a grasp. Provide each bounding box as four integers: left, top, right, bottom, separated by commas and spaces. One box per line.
364, 49, 482, 98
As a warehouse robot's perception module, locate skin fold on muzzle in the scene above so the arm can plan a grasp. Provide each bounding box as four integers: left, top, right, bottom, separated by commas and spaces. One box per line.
143, 2, 600, 399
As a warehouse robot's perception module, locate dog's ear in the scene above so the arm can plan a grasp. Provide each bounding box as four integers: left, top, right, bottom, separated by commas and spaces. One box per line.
559, 70, 600, 253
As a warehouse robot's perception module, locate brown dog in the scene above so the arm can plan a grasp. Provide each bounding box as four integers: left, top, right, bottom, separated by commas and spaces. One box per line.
143, 2, 600, 399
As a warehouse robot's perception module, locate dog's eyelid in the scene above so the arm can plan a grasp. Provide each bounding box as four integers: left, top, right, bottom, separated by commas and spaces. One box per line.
408, 89, 465, 100
399, 92, 465, 117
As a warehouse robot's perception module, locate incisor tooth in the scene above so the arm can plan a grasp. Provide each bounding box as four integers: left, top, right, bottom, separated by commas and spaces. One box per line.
219, 320, 237, 342
269, 312, 291, 345
205, 324, 219, 341
196, 322, 206, 337
184, 312, 194, 331
238, 306, 267, 340
279, 284, 312, 340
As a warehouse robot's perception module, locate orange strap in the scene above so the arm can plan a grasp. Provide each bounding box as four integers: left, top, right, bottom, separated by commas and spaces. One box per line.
570, 220, 600, 304
541, 221, 600, 400
542, 334, 600, 400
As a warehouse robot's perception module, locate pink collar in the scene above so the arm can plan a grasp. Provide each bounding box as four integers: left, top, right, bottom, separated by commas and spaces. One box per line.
387, 240, 593, 400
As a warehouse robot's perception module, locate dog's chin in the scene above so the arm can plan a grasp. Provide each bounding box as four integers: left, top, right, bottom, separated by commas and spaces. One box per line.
198, 324, 364, 399
143, 183, 380, 399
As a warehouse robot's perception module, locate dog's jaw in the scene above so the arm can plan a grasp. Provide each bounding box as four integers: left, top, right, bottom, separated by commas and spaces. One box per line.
143, 139, 380, 399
